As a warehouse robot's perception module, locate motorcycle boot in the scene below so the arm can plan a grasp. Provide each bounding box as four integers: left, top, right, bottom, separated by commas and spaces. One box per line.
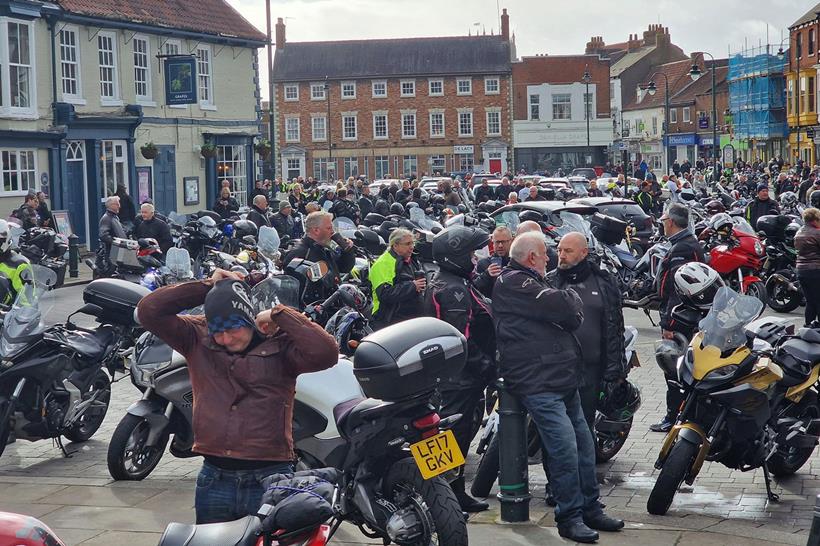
452, 477, 489, 513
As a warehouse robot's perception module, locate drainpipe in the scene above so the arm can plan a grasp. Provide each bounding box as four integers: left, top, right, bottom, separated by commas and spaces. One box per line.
47, 16, 58, 124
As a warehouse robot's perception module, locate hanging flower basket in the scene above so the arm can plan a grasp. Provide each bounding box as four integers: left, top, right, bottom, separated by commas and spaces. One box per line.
255, 139, 272, 159
140, 142, 159, 160
200, 143, 218, 159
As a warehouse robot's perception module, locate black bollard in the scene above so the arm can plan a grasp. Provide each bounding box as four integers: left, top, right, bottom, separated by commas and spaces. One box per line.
68, 234, 79, 278
808, 494, 820, 546
496, 378, 531, 522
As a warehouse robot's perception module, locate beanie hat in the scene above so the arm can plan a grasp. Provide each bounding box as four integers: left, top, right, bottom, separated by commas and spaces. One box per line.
756, 183, 768, 192
204, 279, 256, 336
279, 200, 292, 212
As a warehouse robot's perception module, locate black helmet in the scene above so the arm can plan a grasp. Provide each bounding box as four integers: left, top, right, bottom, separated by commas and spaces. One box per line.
233, 219, 258, 239
405, 201, 420, 212
432, 225, 490, 277
597, 380, 641, 422
518, 210, 543, 224
756, 214, 790, 239
785, 221, 801, 246
389, 203, 405, 216
705, 199, 725, 215
811, 190, 820, 209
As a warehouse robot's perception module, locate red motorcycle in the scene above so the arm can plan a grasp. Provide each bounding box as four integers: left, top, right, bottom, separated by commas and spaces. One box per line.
0, 511, 66, 545
702, 214, 767, 306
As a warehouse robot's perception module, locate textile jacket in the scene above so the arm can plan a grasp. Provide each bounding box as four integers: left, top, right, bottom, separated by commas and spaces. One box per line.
282, 236, 355, 304
369, 248, 422, 328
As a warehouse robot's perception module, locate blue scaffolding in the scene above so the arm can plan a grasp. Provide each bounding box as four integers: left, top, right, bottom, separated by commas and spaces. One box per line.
728, 45, 788, 140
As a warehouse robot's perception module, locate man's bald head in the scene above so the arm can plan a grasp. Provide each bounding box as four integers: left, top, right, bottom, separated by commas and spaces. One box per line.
557, 231, 589, 270
516, 220, 542, 235
509, 232, 549, 276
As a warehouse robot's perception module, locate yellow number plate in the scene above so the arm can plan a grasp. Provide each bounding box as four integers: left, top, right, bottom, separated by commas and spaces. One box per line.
409, 430, 465, 479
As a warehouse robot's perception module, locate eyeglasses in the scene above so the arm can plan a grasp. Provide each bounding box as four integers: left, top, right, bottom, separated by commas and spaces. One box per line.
493, 239, 512, 245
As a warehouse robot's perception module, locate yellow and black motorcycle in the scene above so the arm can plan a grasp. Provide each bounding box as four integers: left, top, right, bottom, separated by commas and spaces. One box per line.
647, 286, 820, 516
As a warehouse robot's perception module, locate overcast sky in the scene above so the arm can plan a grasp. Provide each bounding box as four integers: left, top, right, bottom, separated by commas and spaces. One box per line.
227, 0, 810, 101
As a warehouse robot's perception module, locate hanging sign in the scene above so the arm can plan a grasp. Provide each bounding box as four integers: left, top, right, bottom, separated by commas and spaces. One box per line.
164, 57, 198, 105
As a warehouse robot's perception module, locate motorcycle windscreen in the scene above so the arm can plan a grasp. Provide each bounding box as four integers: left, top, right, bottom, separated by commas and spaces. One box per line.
698, 286, 763, 352
165, 247, 192, 279
1, 264, 58, 358
251, 275, 301, 311
257, 226, 280, 258
332, 217, 357, 240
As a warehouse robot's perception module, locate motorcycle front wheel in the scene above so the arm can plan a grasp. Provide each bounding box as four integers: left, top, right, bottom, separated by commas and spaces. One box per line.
470, 431, 499, 498
63, 370, 111, 443
107, 413, 170, 480
744, 281, 768, 311
646, 439, 699, 516
384, 458, 468, 546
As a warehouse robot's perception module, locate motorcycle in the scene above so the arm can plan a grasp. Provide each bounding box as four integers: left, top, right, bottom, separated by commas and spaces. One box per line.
646, 287, 820, 515
85, 237, 163, 282
0, 266, 145, 459
15, 226, 68, 287
756, 214, 803, 313
702, 216, 767, 307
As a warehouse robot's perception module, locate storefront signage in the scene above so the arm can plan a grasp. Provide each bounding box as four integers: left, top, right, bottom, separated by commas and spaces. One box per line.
164, 57, 198, 105
700, 137, 714, 146
665, 134, 697, 146
698, 117, 709, 129
722, 144, 734, 167
453, 145, 474, 154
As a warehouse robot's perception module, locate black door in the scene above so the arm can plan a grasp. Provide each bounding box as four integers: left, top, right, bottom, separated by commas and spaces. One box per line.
153, 145, 177, 214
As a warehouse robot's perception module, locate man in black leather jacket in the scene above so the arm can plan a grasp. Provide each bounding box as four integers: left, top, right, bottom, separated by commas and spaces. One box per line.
330, 189, 359, 223
282, 211, 355, 305
271, 201, 296, 241
96, 195, 126, 275
745, 184, 780, 230
246, 195, 272, 229
16, 193, 39, 230
133, 203, 173, 255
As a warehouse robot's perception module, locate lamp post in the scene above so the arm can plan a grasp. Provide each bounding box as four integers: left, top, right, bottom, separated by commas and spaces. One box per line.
688, 52, 719, 183
646, 73, 670, 177
324, 76, 333, 182
582, 65, 592, 167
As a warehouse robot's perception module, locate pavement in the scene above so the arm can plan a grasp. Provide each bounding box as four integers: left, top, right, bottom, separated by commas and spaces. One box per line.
0, 285, 816, 545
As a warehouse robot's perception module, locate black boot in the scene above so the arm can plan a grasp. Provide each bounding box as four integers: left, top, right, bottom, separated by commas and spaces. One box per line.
452, 477, 489, 513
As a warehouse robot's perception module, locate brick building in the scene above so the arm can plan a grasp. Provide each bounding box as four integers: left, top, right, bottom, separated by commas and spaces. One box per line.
786, 4, 820, 165
512, 54, 611, 173
271, 12, 514, 182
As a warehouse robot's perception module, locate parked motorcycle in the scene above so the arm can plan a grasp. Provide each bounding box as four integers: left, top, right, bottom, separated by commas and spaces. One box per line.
15, 226, 68, 287
756, 214, 803, 313
701, 214, 767, 306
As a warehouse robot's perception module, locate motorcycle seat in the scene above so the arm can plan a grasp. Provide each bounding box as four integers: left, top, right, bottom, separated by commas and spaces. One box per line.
798, 328, 820, 344
158, 516, 261, 546
334, 397, 393, 438
64, 327, 116, 362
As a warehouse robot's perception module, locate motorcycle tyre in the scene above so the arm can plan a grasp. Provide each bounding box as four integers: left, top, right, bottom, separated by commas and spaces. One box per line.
768, 391, 819, 477
766, 271, 801, 314
595, 417, 632, 464
745, 281, 768, 311
384, 458, 468, 546
470, 432, 500, 498
0, 398, 11, 459
63, 370, 111, 443
646, 439, 699, 516
108, 413, 170, 481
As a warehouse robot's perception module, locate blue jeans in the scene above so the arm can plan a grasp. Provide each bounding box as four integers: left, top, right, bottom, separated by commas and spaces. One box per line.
195, 461, 294, 524
521, 389, 601, 526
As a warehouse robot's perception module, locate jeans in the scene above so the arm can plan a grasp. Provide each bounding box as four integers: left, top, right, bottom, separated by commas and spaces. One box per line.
195, 461, 294, 524
521, 389, 601, 526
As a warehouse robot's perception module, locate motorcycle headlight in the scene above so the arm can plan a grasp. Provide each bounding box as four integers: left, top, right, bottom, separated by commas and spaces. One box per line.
754, 241, 764, 256
132, 361, 172, 387
704, 364, 739, 381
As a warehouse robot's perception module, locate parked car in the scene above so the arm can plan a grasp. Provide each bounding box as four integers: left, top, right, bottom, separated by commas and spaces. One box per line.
569, 196, 654, 251
570, 167, 598, 180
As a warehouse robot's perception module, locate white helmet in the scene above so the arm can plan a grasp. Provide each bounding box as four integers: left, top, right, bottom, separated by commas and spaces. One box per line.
707, 212, 733, 233
674, 262, 725, 310
0, 220, 10, 253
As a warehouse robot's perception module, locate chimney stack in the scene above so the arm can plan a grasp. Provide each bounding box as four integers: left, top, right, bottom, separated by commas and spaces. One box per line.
501, 8, 510, 41
275, 17, 286, 50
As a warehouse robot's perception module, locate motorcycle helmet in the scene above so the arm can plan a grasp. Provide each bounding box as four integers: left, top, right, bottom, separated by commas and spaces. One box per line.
674, 262, 725, 310
811, 190, 820, 209
707, 212, 734, 236
654, 335, 686, 376
518, 210, 543, 224
679, 187, 696, 202
389, 203, 405, 216
705, 199, 725, 215
432, 225, 490, 277
597, 380, 642, 422
405, 201, 420, 213
784, 221, 801, 246
780, 191, 798, 208
232, 219, 259, 240
196, 216, 219, 240
0, 219, 11, 253
756, 214, 790, 239
337, 283, 369, 313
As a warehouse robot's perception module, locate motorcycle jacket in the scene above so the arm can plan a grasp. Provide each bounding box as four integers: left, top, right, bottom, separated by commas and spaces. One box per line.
369, 248, 423, 329
745, 198, 780, 230
282, 236, 355, 304
98, 209, 126, 248
656, 229, 706, 332
0, 250, 31, 305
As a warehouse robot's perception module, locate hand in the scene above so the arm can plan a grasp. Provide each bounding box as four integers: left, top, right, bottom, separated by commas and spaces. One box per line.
662, 329, 675, 340
211, 268, 244, 282
487, 263, 502, 277
413, 278, 427, 292
342, 237, 354, 250
255, 308, 280, 336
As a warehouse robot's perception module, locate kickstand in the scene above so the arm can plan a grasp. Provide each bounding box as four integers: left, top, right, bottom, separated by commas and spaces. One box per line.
54, 436, 74, 458
762, 464, 780, 502
644, 308, 657, 327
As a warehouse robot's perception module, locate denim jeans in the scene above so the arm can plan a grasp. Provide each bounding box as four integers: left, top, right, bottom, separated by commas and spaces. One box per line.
195, 461, 294, 524
521, 389, 601, 526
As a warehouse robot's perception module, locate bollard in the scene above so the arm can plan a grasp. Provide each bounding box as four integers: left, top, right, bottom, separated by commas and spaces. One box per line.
68, 234, 79, 278
808, 494, 820, 546
496, 378, 531, 522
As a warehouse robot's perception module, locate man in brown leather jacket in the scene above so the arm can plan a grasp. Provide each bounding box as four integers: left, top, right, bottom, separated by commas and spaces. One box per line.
137, 269, 338, 524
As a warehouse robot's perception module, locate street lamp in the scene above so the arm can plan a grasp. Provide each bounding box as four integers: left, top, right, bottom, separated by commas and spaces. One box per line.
689, 52, 719, 182
582, 65, 592, 166
324, 76, 333, 182
645, 73, 671, 177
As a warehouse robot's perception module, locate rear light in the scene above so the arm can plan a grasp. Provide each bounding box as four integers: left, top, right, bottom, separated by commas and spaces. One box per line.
413, 413, 441, 439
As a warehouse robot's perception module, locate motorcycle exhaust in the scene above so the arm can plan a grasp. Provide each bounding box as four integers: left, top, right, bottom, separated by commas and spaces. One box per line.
767, 273, 799, 293
623, 295, 657, 309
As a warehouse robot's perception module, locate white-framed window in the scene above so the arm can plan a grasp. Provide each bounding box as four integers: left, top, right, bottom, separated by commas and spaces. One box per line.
59, 27, 82, 100
341, 81, 356, 99
344, 157, 359, 178
284, 84, 299, 101
98, 32, 120, 103
484, 76, 500, 95
342, 113, 358, 140
373, 112, 388, 140
196, 46, 214, 107
403, 156, 417, 177
400, 80, 415, 97
218, 145, 248, 206
311, 115, 326, 141
374, 155, 390, 179
163, 40, 181, 56
486, 109, 501, 136
372, 80, 387, 98
652, 116, 658, 135
429, 154, 446, 172
313, 157, 330, 182
401, 112, 416, 138
2, 19, 36, 114
458, 110, 473, 136
310, 82, 326, 100
457, 78, 472, 95
458, 154, 474, 171
285, 116, 300, 142
682, 107, 691, 123
428, 79, 444, 96
529, 94, 540, 120
1, 149, 36, 195
100, 140, 127, 198
429, 111, 445, 138
552, 94, 571, 120
670, 108, 678, 123
133, 36, 152, 102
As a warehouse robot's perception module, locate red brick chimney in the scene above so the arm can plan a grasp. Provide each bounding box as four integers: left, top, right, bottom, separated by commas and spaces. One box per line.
501, 8, 510, 41
275, 17, 286, 50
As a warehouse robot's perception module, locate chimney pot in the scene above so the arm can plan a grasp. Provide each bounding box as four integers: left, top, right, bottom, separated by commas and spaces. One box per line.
501, 7, 510, 41
275, 17, 286, 50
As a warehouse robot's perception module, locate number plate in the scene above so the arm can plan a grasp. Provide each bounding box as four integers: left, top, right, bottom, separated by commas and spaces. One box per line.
409, 430, 465, 479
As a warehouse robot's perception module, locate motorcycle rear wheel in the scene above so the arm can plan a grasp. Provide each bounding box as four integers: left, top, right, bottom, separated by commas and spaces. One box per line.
766, 271, 801, 313
384, 458, 468, 546
63, 370, 111, 443
595, 416, 632, 464
470, 431, 499, 498
108, 413, 170, 481
646, 439, 699, 516
768, 392, 819, 477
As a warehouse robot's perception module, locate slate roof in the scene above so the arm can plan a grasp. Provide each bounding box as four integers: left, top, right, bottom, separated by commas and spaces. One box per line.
623, 58, 696, 111
273, 36, 511, 82
790, 3, 820, 28
55, 0, 266, 43
669, 63, 728, 106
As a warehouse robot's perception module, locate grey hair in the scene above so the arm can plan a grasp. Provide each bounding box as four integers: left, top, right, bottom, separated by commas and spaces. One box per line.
253, 194, 267, 207
105, 195, 120, 208
140, 202, 155, 212
389, 228, 414, 247
509, 231, 547, 263
305, 210, 332, 231
492, 225, 512, 239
